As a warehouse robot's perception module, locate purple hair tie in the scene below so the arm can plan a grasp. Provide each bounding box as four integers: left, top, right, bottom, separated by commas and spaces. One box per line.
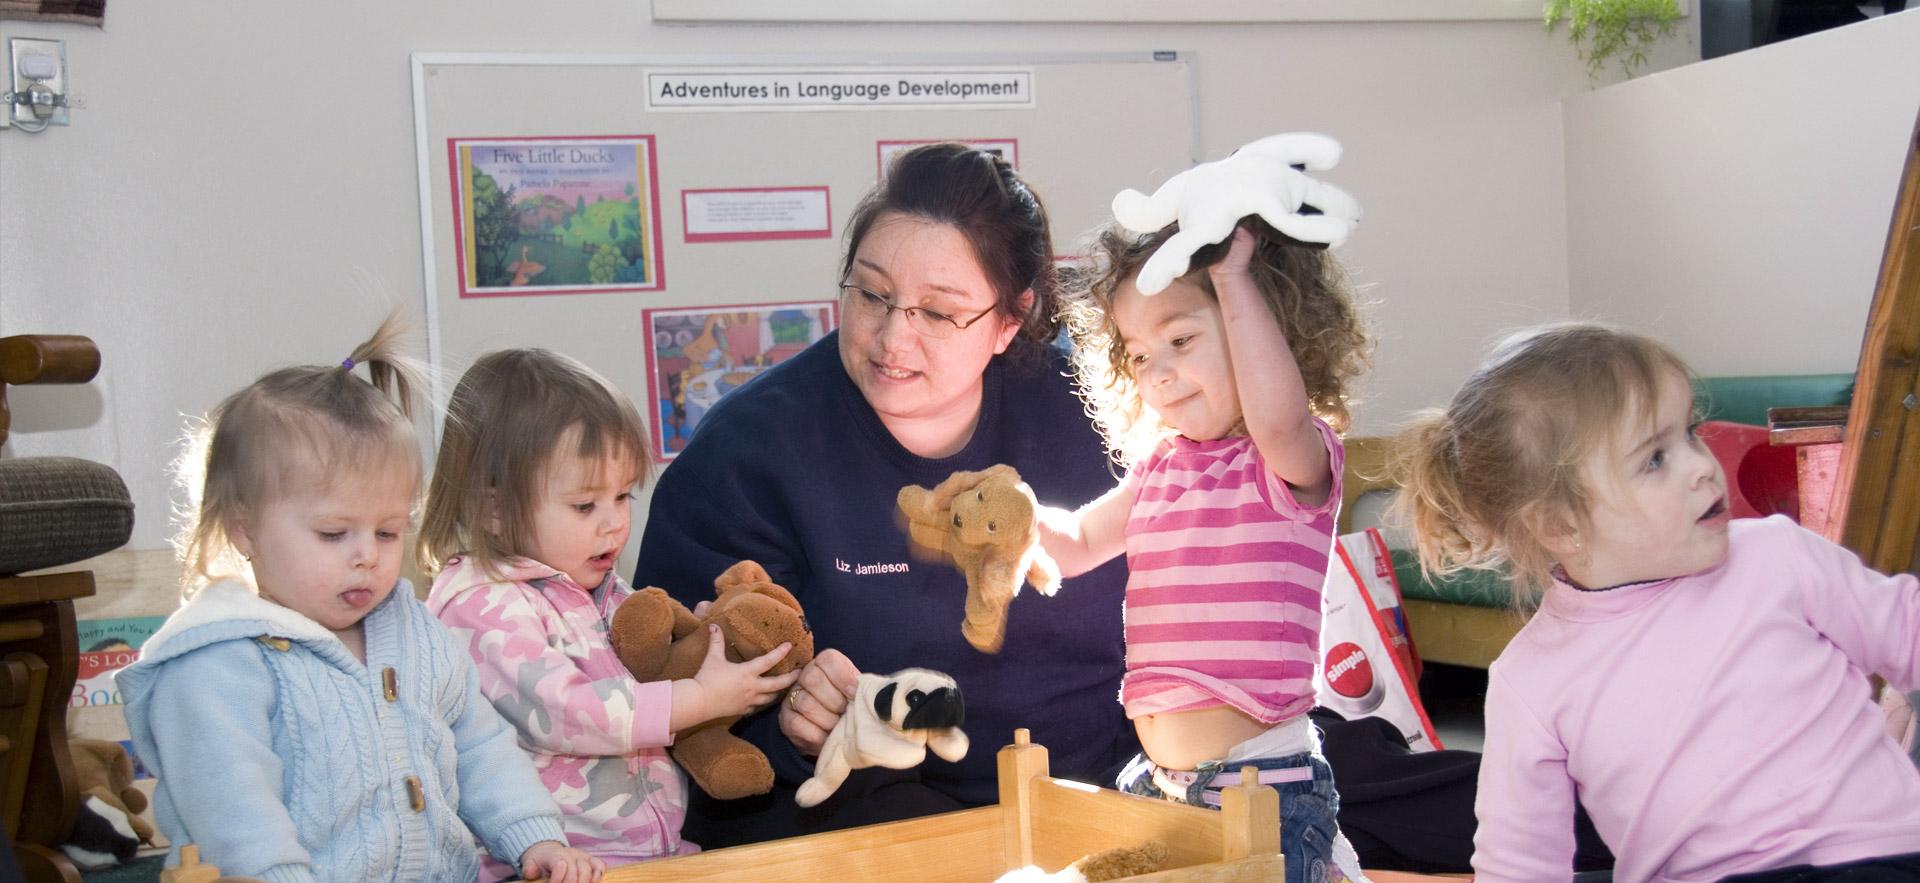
341, 358, 356, 370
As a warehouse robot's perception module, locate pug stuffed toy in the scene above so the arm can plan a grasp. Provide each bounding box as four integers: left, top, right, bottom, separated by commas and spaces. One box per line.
1111, 131, 1363, 296
611, 560, 814, 800
898, 464, 1060, 653
796, 668, 969, 808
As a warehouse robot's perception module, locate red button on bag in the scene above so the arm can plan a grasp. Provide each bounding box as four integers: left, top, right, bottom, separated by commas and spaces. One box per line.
1326, 642, 1373, 698
1325, 641, 1384, 716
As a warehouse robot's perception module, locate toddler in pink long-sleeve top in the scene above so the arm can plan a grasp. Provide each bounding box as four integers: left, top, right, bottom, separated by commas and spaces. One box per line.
1392, 322, 1920, 883
1033, 142, 1374, 883
420, 349, 798, 878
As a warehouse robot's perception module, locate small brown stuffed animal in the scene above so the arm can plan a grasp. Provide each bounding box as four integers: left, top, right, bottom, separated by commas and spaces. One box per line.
992, 841, 1170, 883
610, 560, 814, 800
898, 464, 1061, 653
1074, 841, 1170, 881
63, 737, 155, 869
70, 737, 154, 843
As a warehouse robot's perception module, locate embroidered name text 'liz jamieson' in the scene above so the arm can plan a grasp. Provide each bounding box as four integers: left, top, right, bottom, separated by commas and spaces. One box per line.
835, 558, 910, 575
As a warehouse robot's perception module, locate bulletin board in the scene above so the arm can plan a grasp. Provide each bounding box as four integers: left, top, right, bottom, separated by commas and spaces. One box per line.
411, 52, 1198, 460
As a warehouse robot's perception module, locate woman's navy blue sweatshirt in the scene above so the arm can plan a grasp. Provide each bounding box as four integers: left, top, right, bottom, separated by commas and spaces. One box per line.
634, 332, 1137, 807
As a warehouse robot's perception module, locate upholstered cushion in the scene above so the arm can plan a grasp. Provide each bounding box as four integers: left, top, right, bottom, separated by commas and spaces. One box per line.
0, 457, 134, 576
1389, 549, 1513, 609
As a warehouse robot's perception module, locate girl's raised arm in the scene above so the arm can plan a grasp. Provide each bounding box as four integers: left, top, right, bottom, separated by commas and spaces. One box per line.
1212, 227, 1330, 506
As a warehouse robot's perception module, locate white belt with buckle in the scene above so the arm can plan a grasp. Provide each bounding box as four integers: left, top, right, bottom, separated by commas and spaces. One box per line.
1152, 764, 1313, 807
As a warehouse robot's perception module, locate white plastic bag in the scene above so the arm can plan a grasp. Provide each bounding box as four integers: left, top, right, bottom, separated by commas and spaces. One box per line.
1317, 529, 1441, 751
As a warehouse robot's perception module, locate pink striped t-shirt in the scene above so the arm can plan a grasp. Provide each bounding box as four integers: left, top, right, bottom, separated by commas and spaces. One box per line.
1120, 419, 1344, 725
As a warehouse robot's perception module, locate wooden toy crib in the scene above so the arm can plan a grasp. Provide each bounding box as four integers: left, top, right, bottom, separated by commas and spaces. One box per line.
603, 728, 1285, 882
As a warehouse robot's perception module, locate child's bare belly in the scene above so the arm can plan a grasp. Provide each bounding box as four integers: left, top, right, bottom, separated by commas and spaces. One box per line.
1135, 704, 1273, 771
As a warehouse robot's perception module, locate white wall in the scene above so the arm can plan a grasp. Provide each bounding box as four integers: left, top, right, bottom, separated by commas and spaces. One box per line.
0, 1, 1696, 557
1563, 10, 1920, 376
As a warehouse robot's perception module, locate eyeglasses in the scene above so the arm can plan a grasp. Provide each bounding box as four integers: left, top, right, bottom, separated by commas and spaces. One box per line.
839, 283, 998, 340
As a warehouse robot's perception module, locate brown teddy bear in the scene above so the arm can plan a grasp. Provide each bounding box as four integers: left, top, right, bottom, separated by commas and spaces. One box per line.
609, 560, 814, 800
897, 464, 1060, 654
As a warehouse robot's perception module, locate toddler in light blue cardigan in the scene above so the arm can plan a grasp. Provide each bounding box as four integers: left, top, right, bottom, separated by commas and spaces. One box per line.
118, 317, 602, 883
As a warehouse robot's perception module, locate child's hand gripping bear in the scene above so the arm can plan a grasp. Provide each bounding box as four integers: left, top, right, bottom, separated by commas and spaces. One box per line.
1112, 131, 1362, 295
897, 465, 1061, 654
610, 560, 814, 800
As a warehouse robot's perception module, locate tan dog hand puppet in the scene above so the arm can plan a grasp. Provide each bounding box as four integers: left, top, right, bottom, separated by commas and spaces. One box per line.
897, 464, 1061, 653
610, 560, 814, 800
795, 668, 969, 808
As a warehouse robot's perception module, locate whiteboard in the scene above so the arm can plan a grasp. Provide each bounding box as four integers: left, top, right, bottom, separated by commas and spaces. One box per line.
411, 52, 1197, 450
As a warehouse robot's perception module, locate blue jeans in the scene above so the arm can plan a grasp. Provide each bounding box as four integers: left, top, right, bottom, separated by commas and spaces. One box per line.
1118, 749, 1342, 883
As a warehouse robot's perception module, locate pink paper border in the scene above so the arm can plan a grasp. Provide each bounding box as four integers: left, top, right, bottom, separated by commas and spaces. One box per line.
448, 135, 667, 298
680, 186, 833, 244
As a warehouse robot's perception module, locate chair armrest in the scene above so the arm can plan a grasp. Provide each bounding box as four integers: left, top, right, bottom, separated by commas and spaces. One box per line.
1, 335, 99, 386
0, 334, 100, 444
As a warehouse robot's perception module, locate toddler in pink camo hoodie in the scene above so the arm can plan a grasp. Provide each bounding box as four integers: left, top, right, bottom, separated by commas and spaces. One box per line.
420, 349, 800, 878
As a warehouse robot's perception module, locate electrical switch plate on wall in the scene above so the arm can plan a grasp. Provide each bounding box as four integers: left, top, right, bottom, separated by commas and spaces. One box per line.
5, 36, 70, 129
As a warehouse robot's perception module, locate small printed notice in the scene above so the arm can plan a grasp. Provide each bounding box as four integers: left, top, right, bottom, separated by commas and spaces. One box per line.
683, 187, 832, 243
647, 67, 1034, 112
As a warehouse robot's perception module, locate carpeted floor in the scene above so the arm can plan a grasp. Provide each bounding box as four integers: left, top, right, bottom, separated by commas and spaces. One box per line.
80, 854, 162, 883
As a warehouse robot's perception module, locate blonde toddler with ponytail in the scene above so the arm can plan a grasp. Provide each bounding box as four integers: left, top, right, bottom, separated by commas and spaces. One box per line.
1393, 322, 1920, 880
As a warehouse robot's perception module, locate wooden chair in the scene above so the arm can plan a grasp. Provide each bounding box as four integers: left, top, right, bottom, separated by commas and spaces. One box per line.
1, 334, 120, 883
0, 571, 91, 883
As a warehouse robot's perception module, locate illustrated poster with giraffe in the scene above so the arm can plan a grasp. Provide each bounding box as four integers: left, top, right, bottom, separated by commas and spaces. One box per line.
450, 135, 664, 297
642, 301, 838, 459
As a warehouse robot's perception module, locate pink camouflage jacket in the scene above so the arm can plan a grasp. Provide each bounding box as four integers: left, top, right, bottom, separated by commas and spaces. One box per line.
425, 555, 694, 875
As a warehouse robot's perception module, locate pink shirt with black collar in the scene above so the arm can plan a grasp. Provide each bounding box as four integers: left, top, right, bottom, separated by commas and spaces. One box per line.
1475, 516, 1920, 882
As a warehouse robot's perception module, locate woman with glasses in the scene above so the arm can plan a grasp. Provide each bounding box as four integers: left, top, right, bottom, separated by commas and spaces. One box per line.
633, 143, 1137, 846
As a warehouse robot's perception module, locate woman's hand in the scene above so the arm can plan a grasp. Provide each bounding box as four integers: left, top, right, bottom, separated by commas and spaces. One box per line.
519, 840, 604, 883
778, 648, 861, 757
670, 625, 800, 731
